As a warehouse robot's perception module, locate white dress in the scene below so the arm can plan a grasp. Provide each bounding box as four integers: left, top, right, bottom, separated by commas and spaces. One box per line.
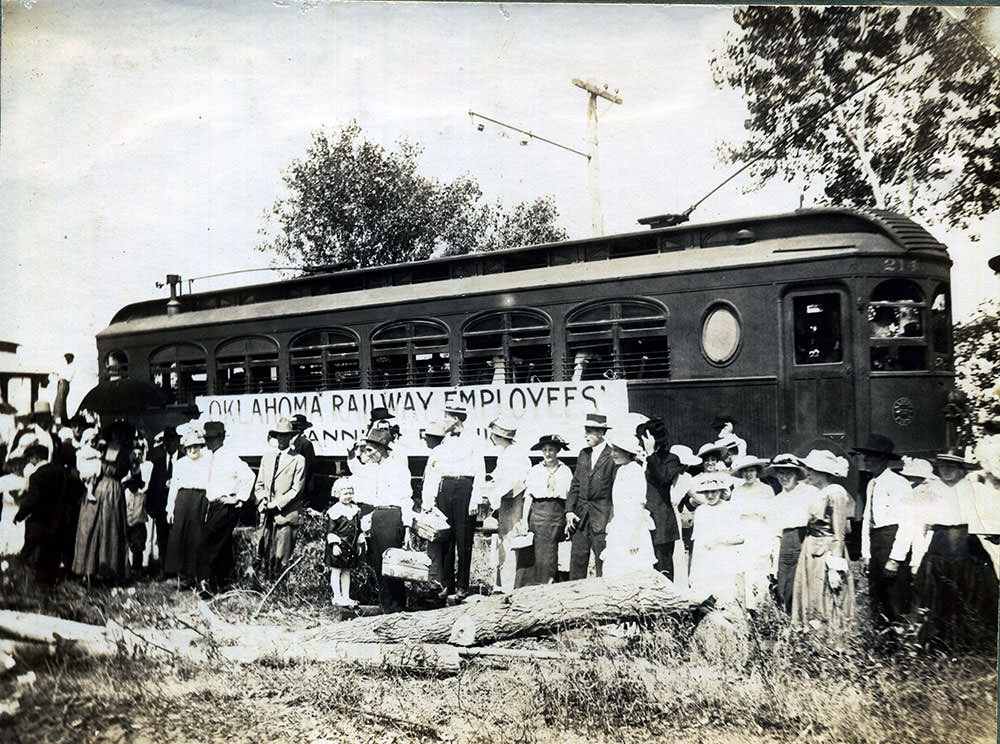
0, 474, 26, 555
600, 461, 656, 577
689, 499, 745, 605
731, 480, 777, 609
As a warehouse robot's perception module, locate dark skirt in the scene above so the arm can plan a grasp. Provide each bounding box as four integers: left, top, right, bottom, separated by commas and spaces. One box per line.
776, 526, 806, 613
519, 498, 565, 587
325, 513, 361, 569
914, 526, 999, 652
165, 488, 206, 578
71, 478, 127, 581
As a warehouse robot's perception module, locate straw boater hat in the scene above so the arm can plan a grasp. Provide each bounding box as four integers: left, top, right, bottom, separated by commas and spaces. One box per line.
269, 417, 295, 437
850, 434, 901, 459
934, 452, 979, 470
729, 454, 769, 475
488, 417, 517, 442
531, 434, 569, 451
801, 449, 850, 478
768, 453, 805, 474
697, 441, 729, 460
898, 456, 937, 482
691, 473, 731, 493
289, 414, 312, 431
669, 444, 702, 467
364, 427, 394, 452
444, 403, 468, 417
583, 413, 611, 430
606, 429, 642, 456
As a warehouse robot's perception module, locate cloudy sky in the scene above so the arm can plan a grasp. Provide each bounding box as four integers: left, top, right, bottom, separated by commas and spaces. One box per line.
2, 1, 997, 409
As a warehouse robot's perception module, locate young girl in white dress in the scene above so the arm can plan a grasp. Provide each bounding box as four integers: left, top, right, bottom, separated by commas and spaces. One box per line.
600, 430, 656, 578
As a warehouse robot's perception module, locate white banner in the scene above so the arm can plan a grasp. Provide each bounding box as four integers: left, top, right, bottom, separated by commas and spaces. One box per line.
196, 380, 631, 458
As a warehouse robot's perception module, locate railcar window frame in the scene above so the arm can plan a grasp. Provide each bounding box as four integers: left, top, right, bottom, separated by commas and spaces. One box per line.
791, 293, 844, 366
700, 302, 743, 366
104, 350, 130, 380
149, 342, 207, 404
564, 297, 670, 381
214, 335, 280, 395
460, 309, 553, 385
867, 278, 928, 372
370, 318, 451, 388
288, 328, 361, 391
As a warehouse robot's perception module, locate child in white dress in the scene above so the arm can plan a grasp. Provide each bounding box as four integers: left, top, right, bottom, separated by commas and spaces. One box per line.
325, 479, 364, 606
688, 473, 745, 606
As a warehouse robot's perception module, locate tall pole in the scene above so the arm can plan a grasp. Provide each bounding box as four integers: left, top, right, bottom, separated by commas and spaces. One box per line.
573, 78, 622, 237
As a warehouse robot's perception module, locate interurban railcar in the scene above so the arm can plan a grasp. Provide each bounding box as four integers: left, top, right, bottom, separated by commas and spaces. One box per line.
96, 207, 954, 462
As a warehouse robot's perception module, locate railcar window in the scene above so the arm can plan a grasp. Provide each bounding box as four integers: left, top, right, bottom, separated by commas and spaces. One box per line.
215, 337, 280, 394
793, 295, 842, 364
565, 300, 670, 380
931, 284, 953, 370
289, 329, 360, 391
461, 310, 552, 385
701, 305, 741, 365
104, 350, 129, 380
868, 279, 927, 371
371, 320, 450, 388
149, 343, 207, 404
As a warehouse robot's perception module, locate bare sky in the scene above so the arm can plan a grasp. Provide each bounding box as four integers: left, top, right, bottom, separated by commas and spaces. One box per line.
2, 1, 997, 408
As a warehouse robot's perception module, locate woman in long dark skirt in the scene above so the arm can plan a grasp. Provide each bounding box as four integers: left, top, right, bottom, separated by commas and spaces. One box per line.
72, 443, 129, 583
516, 434, 572, 587
768, 454, 817, 613
164, 426, 211, 586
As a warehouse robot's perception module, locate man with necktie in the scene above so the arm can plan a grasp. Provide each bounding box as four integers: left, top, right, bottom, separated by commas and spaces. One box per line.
255, 418, 306, 573
565, 412, 618, 579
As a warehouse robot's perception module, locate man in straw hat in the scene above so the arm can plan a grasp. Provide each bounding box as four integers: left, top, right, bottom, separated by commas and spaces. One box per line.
478, 416, 530, 593
421, 403, 485, 601
852, 433, 913, 627
254, 417, 306, 573
565, 412, 617, 579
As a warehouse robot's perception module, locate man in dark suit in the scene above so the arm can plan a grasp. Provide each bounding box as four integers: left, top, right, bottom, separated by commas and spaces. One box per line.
15, 443, 68, 585
147, 426, 180, 577
565, 413, 617, 579
289, 414, 317, 506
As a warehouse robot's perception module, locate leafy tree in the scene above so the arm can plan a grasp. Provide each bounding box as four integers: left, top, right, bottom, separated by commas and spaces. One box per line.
710, 6, 999, 235
258, 121, 568, 270
954, 298, 1000, 444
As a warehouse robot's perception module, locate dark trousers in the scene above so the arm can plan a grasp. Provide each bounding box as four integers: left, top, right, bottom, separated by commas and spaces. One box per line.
869, 524, 912, 626
150, 512, 170, 571
369, 506, 407, 613
435, 476, 475, 593
199, 502, 240, 588
654, 541, 675, 581
569, 523, 606, 580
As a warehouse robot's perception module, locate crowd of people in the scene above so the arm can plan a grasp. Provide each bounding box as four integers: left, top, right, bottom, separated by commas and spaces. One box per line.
1, 396, 998, 652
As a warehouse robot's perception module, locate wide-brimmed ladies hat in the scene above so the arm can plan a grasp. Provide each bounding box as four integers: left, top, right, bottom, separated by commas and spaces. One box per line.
934, 452, 979, 469
488, 417, 517, 442
768, 453, 805, 474
606, 429, 642, 456
697, 441, 729, 460
729, 455, 769, 475
531, 433, 569, 451
801, 449, 849, 478
669, 444, 702, 467
850, 434, 901, 459
181, 427, 206, 448
899, 456, 937, 481
691, 473, 731, 493
269, 417, 295, 437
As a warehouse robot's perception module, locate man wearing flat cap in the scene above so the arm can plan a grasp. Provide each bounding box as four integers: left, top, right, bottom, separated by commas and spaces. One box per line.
255, 418, 306, 573
421, 403, 485, 601
565, 412, 618, 579
854, 434, 913, 626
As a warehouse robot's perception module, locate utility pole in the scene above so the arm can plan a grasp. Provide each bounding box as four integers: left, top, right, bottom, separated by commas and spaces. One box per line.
573, 78, 622, 237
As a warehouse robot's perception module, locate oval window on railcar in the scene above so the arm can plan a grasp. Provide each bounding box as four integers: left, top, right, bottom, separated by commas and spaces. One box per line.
565, 299, 669, 381
104, 350, 129, 380
461, 310, 552, 385
370, 320, 450, 388
868, 279, 927, 371
289, 329, 360, 392
215, 336, 280, 395
149, 343, 207, 404
701, 304, 741, 365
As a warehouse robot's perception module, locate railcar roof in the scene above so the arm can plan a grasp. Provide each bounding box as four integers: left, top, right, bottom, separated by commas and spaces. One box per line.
100, 207, 948, 337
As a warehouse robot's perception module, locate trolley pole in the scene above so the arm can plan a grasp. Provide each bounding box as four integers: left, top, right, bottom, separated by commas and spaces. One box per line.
572, 78, 622, 237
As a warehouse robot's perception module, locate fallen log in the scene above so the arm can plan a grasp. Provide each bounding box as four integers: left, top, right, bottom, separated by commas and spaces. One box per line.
301, 570, 709, 647
222, 640, 462, 674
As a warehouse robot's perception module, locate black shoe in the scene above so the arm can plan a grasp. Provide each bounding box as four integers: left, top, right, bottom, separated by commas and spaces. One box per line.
437, 586, 452, 600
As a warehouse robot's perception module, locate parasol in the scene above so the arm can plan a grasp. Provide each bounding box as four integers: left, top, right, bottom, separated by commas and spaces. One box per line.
75, 378, 169, 418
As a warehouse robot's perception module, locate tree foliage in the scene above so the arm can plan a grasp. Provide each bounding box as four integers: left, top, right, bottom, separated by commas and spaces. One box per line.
258, 122, 568, 270
711, 6, 999, 234
954, 298, 1000, 443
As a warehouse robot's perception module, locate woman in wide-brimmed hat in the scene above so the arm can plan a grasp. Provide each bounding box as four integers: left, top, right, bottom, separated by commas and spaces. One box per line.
687, 472, 745, 606
599, 430, 656, 578
162, 424, 212, 586
516, 434, 572, 587
791, 450, 856, 632
729, 455, 778, 610
767, 454, 817, 614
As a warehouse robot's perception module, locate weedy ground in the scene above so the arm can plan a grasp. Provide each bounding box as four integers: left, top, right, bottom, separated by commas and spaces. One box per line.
0, 516, 996, 744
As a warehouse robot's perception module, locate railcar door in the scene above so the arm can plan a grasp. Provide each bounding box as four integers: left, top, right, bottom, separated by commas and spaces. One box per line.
779, 288, 855, 451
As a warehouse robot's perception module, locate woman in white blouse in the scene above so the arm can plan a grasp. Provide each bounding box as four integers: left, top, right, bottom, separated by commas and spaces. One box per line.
516, 434, 572, 586
599, 430, 655, 578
